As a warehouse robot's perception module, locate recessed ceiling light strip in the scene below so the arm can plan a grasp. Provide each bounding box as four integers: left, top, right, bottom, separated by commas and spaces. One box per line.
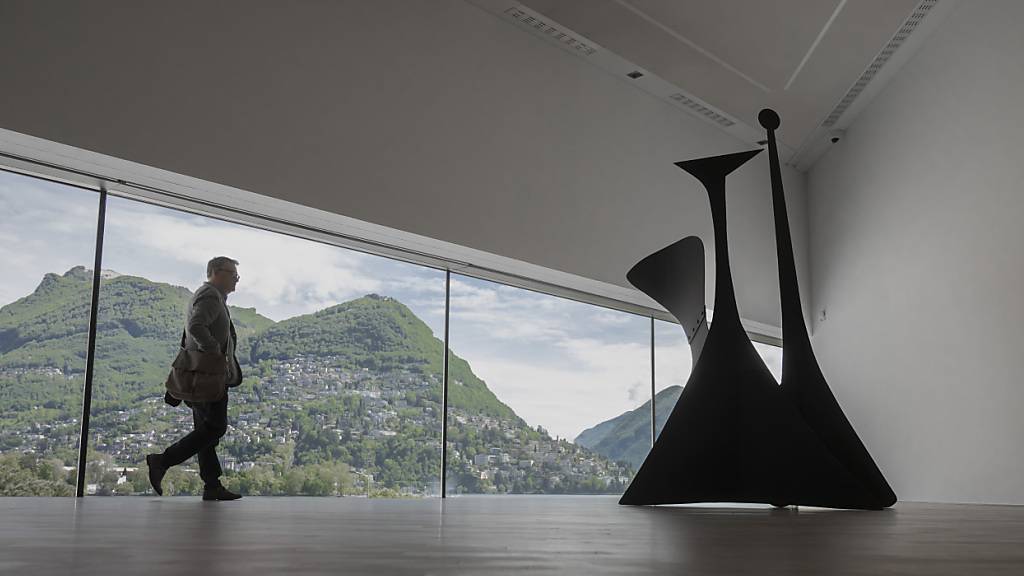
503, 6, 598, 56
668, 93, 735, 127
822, 0, 940, 127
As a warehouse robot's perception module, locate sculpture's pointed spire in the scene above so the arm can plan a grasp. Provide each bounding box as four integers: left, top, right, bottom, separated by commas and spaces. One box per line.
674, 150, 761, 329
760, 108, 896, 508
675, 149, 762, 189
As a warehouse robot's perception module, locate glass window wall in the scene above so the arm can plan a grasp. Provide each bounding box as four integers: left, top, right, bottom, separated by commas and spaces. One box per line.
85, 195, 445, 496
0, 164, 790, 498
445, 274, 650, 494
0, 170, 100, 496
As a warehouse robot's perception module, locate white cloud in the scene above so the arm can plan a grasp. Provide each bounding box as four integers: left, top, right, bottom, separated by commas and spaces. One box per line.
449, 275, 657, 439
0, 173, 100, 307
654, 321, 693, 393
100, 197, 443, 322
469, 352, 649, 441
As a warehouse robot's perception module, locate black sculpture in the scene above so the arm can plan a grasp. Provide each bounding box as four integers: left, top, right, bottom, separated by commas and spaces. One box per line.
619, 109, 895, 510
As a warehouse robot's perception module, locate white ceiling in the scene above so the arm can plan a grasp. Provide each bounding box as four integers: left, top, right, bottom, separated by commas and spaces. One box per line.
512, 0, 928, 163
0, 0, 813, 329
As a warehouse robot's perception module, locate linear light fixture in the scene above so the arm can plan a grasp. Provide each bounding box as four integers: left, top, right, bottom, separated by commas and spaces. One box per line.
822, 0, 940, 127
502, 5, 599, 56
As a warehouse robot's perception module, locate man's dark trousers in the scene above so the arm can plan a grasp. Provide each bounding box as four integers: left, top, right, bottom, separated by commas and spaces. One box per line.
160, 395, 228, 487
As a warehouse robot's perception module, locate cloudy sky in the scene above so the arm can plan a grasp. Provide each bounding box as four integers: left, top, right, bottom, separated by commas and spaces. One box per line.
1, 169, 781, 440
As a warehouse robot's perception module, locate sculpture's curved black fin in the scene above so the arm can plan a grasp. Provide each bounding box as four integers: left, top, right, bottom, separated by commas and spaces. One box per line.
760, 108, 897, 508
627, 236, 708, 362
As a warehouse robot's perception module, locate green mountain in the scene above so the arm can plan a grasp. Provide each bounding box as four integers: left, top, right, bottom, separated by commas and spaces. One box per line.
574, 385, 683, 468
0, 267, 274, 424
0, 268, 514, 422
0, 266, 96, 368
0, 266, 273, 368
250, 294, 515, 419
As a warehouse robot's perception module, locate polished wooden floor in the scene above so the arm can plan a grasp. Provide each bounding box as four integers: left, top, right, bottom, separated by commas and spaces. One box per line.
1, 496, 1022, 575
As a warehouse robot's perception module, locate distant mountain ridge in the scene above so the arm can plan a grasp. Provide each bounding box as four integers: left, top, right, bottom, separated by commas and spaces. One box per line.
0, 266, 270, 362
575, 385, 683, 468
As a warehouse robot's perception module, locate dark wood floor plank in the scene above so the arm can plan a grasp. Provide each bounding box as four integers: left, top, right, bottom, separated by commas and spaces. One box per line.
1, 497, 1021, 575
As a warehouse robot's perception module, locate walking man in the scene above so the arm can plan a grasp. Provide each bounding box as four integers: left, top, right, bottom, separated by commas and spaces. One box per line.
146, 256, 243, 501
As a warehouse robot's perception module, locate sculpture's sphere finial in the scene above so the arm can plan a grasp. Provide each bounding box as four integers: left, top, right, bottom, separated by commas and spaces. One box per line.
758, 109, 780, 130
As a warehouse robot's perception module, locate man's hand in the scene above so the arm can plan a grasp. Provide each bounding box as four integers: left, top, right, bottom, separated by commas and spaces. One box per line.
164, 391, 182, 407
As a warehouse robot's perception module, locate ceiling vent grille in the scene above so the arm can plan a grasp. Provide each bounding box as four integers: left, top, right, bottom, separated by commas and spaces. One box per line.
822, 0, 939, 127
669, 93, 736, 127
503, 6, 599, 56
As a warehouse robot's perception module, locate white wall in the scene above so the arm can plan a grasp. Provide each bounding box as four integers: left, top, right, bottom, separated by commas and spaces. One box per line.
808, 0, 1024, 504
0, 0, 807, 330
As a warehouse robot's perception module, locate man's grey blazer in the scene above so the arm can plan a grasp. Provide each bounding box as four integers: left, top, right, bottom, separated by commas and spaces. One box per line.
185, 282, 242, 388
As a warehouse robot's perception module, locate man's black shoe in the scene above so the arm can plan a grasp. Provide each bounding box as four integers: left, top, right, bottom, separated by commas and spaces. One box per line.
145, 453, 166, 496
202, 485, 242, 501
